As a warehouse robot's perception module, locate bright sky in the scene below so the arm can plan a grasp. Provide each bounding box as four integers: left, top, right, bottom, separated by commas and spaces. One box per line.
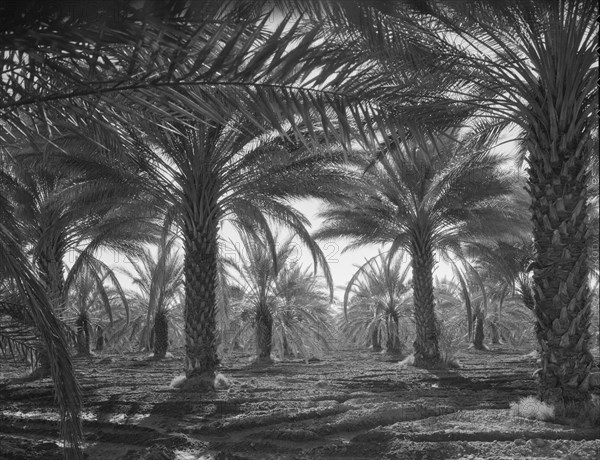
220, 197, 385, 302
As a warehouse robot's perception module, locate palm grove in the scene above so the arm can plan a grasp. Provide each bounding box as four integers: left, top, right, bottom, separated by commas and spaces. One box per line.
0, 1, 597, 457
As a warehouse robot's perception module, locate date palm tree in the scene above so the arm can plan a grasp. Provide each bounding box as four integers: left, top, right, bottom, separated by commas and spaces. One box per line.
6, 138, 159, 374
226, 234, 334, 363
324, 0, 598, 414
0, 168, 82, 458
122, 226, 184, 359
65, 256, 130, 356
317, 133, 529, 367
123, 105, 352, 388
341, 252, 412, 354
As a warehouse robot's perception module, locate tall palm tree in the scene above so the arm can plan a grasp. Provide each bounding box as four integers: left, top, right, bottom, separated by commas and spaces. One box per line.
226, 235, 334, 363
5, 136, 158, 375
322, 0, 598, 414
121, 104, 351, 387
342, 252, 412, 354
317, 133, 529, 367
0, 168, 82, 458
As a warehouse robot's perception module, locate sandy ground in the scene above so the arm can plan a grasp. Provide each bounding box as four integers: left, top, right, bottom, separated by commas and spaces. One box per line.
1, 345, 599, 460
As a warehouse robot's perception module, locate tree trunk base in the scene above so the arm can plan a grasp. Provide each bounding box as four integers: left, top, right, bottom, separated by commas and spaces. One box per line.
385, 347, 404, 355
174, 372, 218, 392
252, 356, 273, 367
30, 348, 51, 380
413, 349, 445, 369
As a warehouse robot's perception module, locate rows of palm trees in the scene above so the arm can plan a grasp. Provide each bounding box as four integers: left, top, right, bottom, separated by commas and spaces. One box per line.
0, 0, 598, 458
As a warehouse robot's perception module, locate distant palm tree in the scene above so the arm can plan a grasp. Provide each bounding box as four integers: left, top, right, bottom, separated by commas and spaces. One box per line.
226, 235, 334, 363
471, 240, 537, 344
341, 252, 412, 354
317, 133, 528, 367
65, 258, 130, 356
122, 225, 184, 359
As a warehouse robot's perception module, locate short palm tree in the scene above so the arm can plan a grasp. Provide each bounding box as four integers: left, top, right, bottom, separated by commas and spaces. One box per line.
317, 133, 528, 367
226, 235, 334, 363
341, 252, 412, 354
122, 227, 184, 359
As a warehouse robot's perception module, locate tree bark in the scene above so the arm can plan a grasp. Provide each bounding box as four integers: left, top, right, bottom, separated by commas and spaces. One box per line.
153, 309, 169, 359
411, 233, 441, 367
527, 134, 594, 416
33, 239, 66, 377
473, 309, 485, 350
95, 325, 104, 351
386, 310, 402, 353
75, 311, 90, 356
255, 303, 273, 364
182, 219, 220, 389
370, 324, 382, 351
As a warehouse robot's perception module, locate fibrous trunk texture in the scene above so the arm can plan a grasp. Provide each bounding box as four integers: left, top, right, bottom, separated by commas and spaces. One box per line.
411, 233, 441, 367
371, 325, 382, 351
95, 325, 104, 351
255, 303, 273, 364
153, 309, 169, 359
473, 310, 485, 350
76, 311, 91, 356
182, 220, 220, 389
386, 310, 402, 353
34, 242, 66, 377
527, 133, 594, 416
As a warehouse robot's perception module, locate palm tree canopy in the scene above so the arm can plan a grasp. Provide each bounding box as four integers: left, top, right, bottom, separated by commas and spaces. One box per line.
0, 0, 409, 152
316, 133, 530, 257
343, 251, 411, 318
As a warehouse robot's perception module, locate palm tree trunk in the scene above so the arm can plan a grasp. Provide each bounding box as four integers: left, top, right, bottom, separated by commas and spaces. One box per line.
95, 325, 105, 351
386, 310, 402, 353
473, 309, 485, 350
76, 311, 90, 356
35, 244, 66, 377
255, 303, 273, 364
153, 309, 169, 359
411, 234, 441, 367
528, 137, 594, 416
37, 238, 66, 317
491, 288, 507, 345
371, 325, 382, 351
182, 221, 220, 389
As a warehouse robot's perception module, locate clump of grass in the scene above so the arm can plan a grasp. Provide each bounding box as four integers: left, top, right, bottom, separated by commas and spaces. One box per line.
510, 396, 555, 421
214, 373, 230, 389
169, 375, 187, 388
170, 373, 231, 390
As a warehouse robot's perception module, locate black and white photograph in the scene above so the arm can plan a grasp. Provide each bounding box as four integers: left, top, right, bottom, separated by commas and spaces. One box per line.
0, 1, 598, 459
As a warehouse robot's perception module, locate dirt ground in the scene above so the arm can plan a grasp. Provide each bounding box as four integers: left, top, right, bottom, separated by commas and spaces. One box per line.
1, 345, 599, 460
